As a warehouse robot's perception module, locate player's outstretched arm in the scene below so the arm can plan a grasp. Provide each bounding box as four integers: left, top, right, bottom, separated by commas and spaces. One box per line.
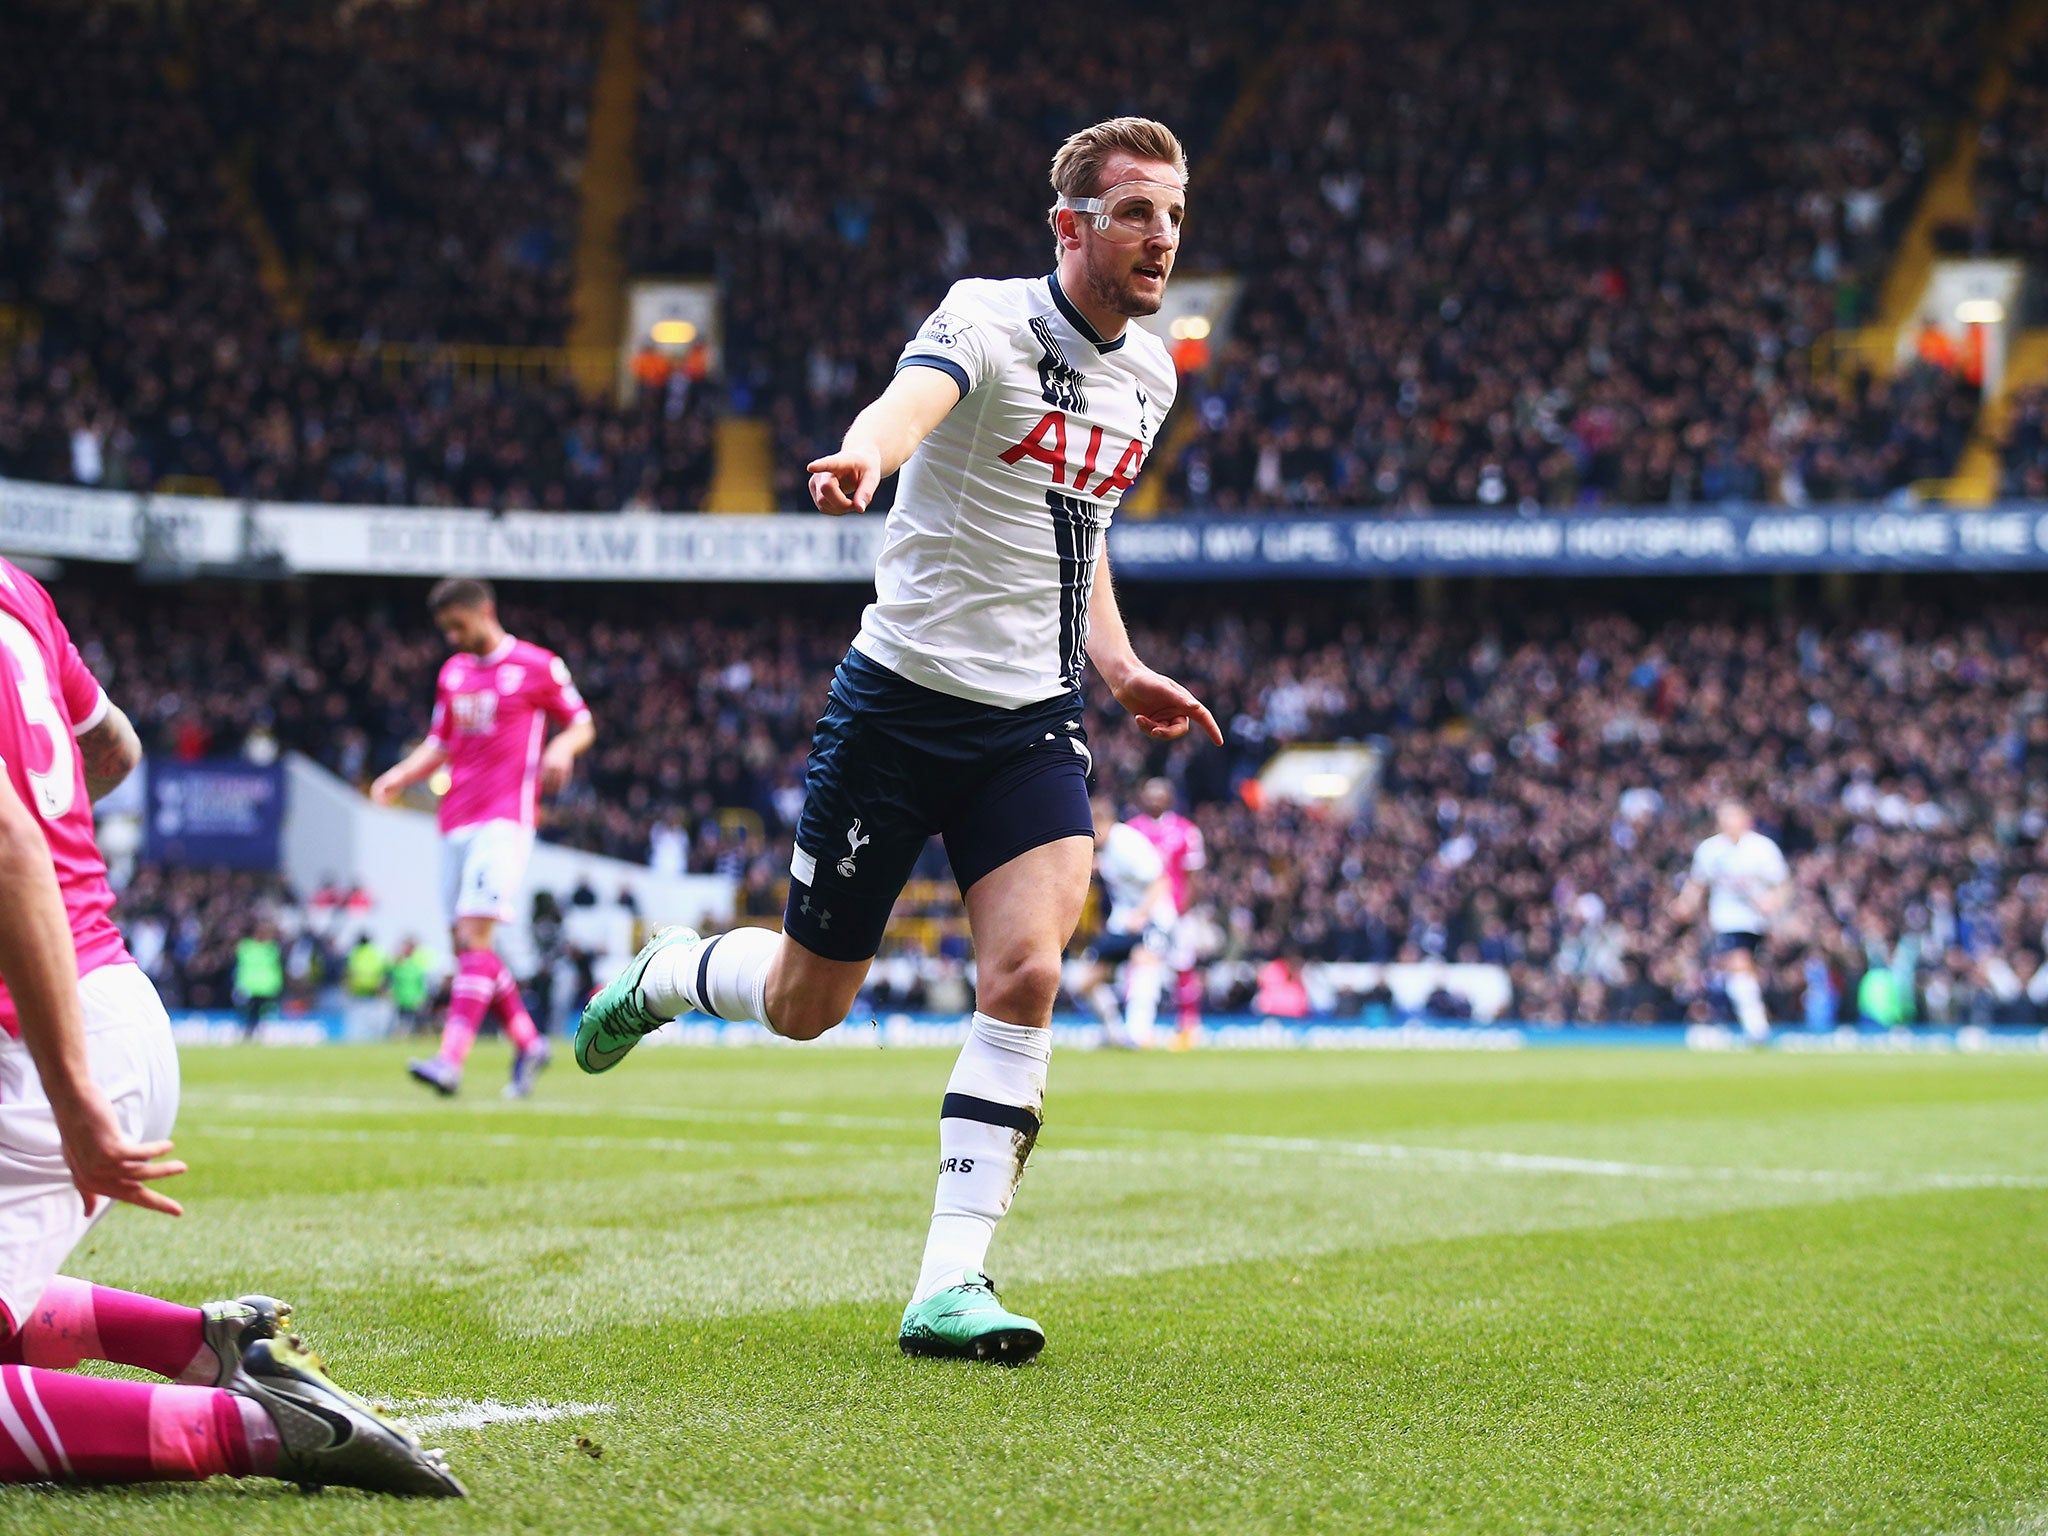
77, 703, 142, 803
370, 738, 449, 806
0, 773, 185, 1217
1087, 552, 1223, 745
807, 366, 962, 514
539, 714, 596, 795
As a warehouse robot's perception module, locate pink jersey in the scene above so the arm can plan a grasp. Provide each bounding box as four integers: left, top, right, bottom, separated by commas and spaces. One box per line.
0, 560, 130, 1038
426, 636, 588, 833
1128, 810, 1205, 914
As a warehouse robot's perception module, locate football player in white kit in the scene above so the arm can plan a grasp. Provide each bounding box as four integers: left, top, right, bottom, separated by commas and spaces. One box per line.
576, 117, 1221, 1364
1670, 801, 1792, 1039
1076, 795, 1176, 1048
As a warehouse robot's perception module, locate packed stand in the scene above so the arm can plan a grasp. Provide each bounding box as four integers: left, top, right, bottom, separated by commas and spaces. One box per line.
64, 571, 2048, 1028
1958, 22, 2048, 257
627, 0, 1256, 509
195, 0, 597, 348
2002, 379, 2048, 497
1166, 0, 1987, 511
0, 0, 712, 509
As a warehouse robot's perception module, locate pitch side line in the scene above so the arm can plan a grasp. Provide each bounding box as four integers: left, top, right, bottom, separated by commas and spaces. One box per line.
182, 1090, 930, 1134
396, 1398, 614, 1433
199, 1123, 921, 1159
190, 1115, 2048, 1192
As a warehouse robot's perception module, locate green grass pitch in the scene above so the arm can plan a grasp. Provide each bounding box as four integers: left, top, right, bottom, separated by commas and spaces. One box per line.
5, 1041, 2046, 1534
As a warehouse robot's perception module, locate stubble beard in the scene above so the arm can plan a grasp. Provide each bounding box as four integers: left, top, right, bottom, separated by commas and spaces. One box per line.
1084, 246, 1166, 319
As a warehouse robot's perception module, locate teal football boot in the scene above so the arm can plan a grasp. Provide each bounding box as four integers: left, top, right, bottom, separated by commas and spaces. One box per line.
574, 926, 698, 1073
898, 1271, 1045, 1365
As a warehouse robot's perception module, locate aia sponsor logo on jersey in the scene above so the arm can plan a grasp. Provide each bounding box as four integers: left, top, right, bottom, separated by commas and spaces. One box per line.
998, 411, 1146, 501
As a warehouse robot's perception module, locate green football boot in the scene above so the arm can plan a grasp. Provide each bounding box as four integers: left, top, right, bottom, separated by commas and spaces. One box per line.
574, 926, 698, 1074
898, 1271, 1045, 1365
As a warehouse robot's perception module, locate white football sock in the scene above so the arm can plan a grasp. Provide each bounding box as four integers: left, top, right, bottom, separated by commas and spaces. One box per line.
1124, 956, 1162, 1047
1089, 981, 1122, 1028
912, 1012, 1051, 1304
1727, 970, 1769, 1039
639, 926, 778, 1025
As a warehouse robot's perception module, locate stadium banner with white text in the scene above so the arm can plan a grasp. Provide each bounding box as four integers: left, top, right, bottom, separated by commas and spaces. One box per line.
143, 759, 286, 870
1106, 507, 2048, 577
15, 476, 2048, 580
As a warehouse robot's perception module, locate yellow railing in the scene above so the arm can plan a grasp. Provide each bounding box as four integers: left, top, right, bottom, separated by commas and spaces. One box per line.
0, 305, 39, 354
1811, 326, 1898, 384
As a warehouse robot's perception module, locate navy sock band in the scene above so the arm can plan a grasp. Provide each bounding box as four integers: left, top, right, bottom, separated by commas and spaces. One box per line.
940, 1092, 1041, 1135
693, 934, 726, 1021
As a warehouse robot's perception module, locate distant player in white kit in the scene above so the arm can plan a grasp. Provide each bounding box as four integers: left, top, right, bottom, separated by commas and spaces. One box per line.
1077, 794, 1175, 1048
575, 117, 1221, 1363
1671, 800, 1791, 1039
0, 557, 460, 1495
372, 578, 594, 1098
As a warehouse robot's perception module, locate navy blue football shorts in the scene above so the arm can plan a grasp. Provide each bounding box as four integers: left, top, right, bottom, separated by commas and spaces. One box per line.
783, 648, 1095, 963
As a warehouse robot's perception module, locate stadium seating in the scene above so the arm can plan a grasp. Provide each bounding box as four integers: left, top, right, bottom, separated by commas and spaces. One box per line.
74, 575, 2048, 1028
0, 0, 710, 509
196, 0, 597, 348
627, 0, 1256, 509
0, 0, 2004, 512
1164, 0, 1988, 510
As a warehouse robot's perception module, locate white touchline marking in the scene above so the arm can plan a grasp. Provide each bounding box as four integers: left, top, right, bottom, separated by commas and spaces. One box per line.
199, 1123, 925, 1159
181, 1089, 2048, 1191
192, 1118, 2048, 1195
395, 1399, 614, 1433
182, 1090, 929, 1134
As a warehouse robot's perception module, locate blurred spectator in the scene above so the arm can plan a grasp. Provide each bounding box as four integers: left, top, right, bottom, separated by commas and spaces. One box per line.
233, 920, 284, 1036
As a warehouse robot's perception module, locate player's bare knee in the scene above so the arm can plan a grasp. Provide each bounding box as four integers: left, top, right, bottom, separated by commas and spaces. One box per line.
977, 949, 1062, 1022
769, 999, 840, 1041
763, 974, 850, 1040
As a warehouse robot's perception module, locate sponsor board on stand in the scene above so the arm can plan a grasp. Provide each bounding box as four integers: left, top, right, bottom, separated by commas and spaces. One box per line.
13, 477, 2048, 581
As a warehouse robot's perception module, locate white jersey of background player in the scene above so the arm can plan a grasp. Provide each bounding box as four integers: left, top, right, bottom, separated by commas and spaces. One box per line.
1078, 796, 1174, 1049
1672, 801, 1790, 1040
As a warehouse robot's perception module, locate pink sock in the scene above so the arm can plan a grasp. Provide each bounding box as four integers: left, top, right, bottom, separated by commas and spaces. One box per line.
440, 950, 498, 1066
0, 1367, 272, 1483
490, 961, 541, 1052
4, 1278, 208, 1382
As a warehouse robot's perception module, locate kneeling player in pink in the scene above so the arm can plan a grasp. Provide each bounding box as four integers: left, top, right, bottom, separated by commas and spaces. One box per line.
374, 578, 594, 1098
0, 558, 459, 1495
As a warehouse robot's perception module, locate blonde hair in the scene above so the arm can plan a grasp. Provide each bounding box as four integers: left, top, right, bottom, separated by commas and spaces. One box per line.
1047, 117, 1187, 250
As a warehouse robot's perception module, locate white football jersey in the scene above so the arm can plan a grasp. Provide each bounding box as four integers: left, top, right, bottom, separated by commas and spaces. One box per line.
851, 273, 1179, 708
1688, 830, 1790, 934
1099, 822, 1166, 934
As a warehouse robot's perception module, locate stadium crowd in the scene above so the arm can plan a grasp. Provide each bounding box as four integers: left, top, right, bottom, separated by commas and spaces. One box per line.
0, 0, 2003, 515
197, 0, 597, 349
68, 573, 2048, 1029
626, 0, 1254, 510
1166, 0, 1987, 511
0, 0, 711, 510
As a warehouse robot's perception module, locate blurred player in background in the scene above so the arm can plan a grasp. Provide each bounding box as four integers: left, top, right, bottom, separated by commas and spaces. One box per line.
574, 117, 1220, 1364
1126, 776, 1206, 1040
0, 558, 460, 1496
372, 578, 594, 1098
1671, 800, 1791, 1040
1077, 794, 1175, 1048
